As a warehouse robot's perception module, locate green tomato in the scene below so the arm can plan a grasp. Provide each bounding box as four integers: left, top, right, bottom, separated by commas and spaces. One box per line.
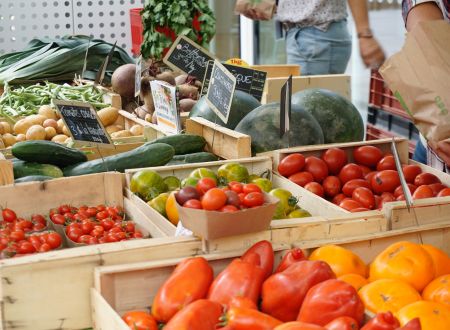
269, 188, 298, 214
272, 203, 287, 220
287, 208, 312, 218
248, 174, 261, 182
147, 193, 169, 217
251, 178, 272, 193
218, 162, 249, 184
181, 176, 199, 188
163, 176, 181, 191
130, 169, 167, 201
189, 168, 218, 183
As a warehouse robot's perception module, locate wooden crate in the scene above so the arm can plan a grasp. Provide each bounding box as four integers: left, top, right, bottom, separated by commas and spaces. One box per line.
185, 117, 251, 159
250, 64, 301, 78
0, 172, 185, 330
271, 138, 450, 230
91, 222, 450, 330
0, 158, 13, 186
262, 74, 351, 104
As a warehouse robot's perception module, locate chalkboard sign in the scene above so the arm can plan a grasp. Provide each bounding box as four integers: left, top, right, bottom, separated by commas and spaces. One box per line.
206, 60, 236, 124
201, 63, 267, 101
53, 99, 113, 148
163, 35, 216, 80
200, 60, 215, 97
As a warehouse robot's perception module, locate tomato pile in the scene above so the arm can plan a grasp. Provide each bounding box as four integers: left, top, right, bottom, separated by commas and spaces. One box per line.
49, 204, 144, 245
0, 208, 62, 258
120, 239, 447, 330
278, 145, 450, 212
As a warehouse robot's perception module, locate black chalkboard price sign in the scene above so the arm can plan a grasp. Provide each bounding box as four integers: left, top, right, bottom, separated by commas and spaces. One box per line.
163, 35, 216, 80
206, 60, 236, 124
53, 99, 113, 148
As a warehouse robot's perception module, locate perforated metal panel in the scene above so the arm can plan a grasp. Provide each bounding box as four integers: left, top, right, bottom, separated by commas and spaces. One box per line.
0, 0, 144, 55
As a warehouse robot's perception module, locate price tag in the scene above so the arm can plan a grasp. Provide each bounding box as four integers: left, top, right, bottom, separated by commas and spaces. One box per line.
225, 58, 250, 67
163, 35, 216, 80
135, 55, 142, 98
53, 100, 114, 148
280, 75, 292, 138
206, 60, 236, 124
150, 80, 181, 135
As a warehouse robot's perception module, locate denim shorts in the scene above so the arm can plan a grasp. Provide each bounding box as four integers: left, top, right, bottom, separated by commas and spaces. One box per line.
285, 20, 352, 75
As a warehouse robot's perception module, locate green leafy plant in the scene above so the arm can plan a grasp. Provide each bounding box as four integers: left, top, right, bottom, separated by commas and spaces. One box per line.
140, 0, 216, 60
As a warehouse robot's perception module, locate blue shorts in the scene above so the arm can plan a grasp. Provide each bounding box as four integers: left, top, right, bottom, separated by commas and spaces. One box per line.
285, 20, 352, 75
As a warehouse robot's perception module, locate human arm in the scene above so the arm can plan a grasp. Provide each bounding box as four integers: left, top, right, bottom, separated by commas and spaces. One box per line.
403, 1, 444, 31
347, 0, 386, 69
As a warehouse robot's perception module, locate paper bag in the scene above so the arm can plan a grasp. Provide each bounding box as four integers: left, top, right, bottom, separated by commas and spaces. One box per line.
380, 21, 450, 146
235, 0, 276, 21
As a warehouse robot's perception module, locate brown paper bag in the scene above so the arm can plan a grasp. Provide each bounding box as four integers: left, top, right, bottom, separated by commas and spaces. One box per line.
380, 21, 450, 146
234, 0, 276, 21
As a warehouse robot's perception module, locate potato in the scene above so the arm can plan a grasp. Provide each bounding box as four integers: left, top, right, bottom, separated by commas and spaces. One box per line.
38, 105, 57, 120
2, 133, 16, 147
178, 84, 199, 100
106, 125, 123, 134
43, 119, 58, 130
14, 119, 34, 135
111, 130, 132, 138
57, 119, 65, 134
16, 134, 26, 142
64, 137, 72, 144
45, 127, 57, 140
0, 136, 4, 148
51, 134, 69, 144
144, 114, 152, 123
129, 125, 144, 136
0, 124, 4, 135
97, 106, 119, 126
27, 114, 47, 126
62, 125, 70, 136
26, 125, 46, 140
179, 98, 197, 113
0, 122, 11, 134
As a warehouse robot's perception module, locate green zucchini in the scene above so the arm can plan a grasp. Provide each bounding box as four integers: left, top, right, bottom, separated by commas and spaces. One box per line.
63, 142, 175, 177
13, 161, 63, 179
151, 134, 206, 155
12, 140, 88, 167
169, 152, 219, 165
14, 175, 53, 183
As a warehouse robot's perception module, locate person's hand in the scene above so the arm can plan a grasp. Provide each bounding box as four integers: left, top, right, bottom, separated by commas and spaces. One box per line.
359, 37, 386, 69
429, 140, 450, 167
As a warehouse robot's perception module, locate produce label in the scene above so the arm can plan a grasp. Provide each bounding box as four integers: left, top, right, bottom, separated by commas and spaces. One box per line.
206, 60, 236, 124
150, 80, 181, 135
225, 58, 250, 67
53, 99, 114, 148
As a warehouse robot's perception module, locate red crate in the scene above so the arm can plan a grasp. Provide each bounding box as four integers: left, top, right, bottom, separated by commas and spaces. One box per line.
130, 8, 143, 56
366, 123, 416, 157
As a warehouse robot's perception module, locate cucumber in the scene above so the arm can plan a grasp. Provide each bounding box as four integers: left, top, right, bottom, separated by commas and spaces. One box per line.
63, 142, 175, 177
151, 134, 206, 155
14, 175, 53, 183
12, 140, 88, 167
13, 161, 63, 179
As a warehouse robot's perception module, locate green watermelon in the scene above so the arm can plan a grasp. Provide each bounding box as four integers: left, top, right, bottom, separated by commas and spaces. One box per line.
291, 89, 364, 144
189, 90, 261, 129
235, 102, 324, 154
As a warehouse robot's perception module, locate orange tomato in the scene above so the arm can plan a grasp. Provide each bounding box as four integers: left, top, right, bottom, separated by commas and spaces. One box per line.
338, 273, 369, 292
309, 245, 367, 278
165, 192, 179, 226
422, 274, 450, 307
396, 301, 450, 330
359, 279, 422, 314
369, 241, 435, 292
421, 244, 450, 277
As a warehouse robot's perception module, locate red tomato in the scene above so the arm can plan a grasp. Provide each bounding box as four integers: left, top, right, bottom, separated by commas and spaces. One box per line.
428, 183, 447, 196
31, 214, 46, 226
122, 311, 158, 330
243, 183, 262, 194
96, 210, 109, 221
381, 192, 396, 203
184, 199, 203, 209
86, 207, 98, 217
58, 204, 71, 214
304, 182, 325, 197
397, 194, 406, 201
360, 311, 400, 330
322, 176, 342, 198
278, 153, 306, 177
81, 221, 94, 235
339, 199, 364, 211
297, 279, 365, 326
2, 208, 17, 223
100, 218, 114, 231
437, 187, 450, 197
243, 192, 265, 208
394, 184, 417, 198
342, 179, 371, 197
414, 172, 441, 186
359, 165, 372, 176
332, 193, 347, 205
229, 182, 243, 194
10, 230, 25, 242
339, 163, 364, 184
219, 205, 239, 212
39, 243, 51, 253
289, 172, 314, 187
321, 148, 348, 175
376, 155, 396, 171
78, 235, 93, 244
325, 316, 359, 330
305, 157, 329, 183
67, 227, 83, 242
18, 241, 36, 254
201, 188, 227, 210
45, 232, 62, 249
226, 307, 282, 329
152, 257, 214, 323
371, 170, 400, 194
402, 165, 422, 184
229, 296, 258, 310
163, 299, 223, 330
352, 187, 375, 209
196, 177, 217, 195
353, 146, 383, 168
412, 185, 434, 199
241, 240, 275, 280
275, 248, 307, 273
365, 171, 378, 184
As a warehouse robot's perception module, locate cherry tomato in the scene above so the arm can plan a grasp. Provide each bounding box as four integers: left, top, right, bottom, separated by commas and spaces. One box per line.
278, 153, 306, 177
304, 156, 329, 182
229, 182, 243, 194
10, 230, 25, 242
88, 236, 99, 245
96, 210, 109, 221
45, 232, 62, 249
428, 183, 447, 196
67, 227, 83, 242
339, 163, 364, 184
96, 204, 106, 212
31, 214, 46, 226
353, 145, 383, 167
90, 229, 104, 238
243, 192, 265, 208
18, 241, 36, 254
78, 235, 93, 244
86, 207, 98, 217
342, 179, 371, 197
322, 176, 342, 198
339, 199, 364, 211
376, 155, 396, 171
219, 205, 239, 212
100, 218, 114, 231
122, 222, 135, 233
352, 187, 375, 209
289, 171, 314, 187
412, 185, 434, 199
114, 231, 127, 241
39, 243, 51, 253
133, 231, 144, 239
58, 204, 71, 214
32, 223, 46, 231
196, 177, 217, 195
51, 214, 66, 226
81, 221, 94, 235
49, 208, 60, 217
394, 184, 417, 197
2, 208, 17, 223
321, 147, 348, 174
437, 187, 450, 197
15, 219, 33, 230
402, 165, 422, 184
414, 172, 441, 186
371, 170, 400, 194
183, 199, 203, 209
242, 184, 262, 194
304, 182, 325, 197
332, 193, 347, 205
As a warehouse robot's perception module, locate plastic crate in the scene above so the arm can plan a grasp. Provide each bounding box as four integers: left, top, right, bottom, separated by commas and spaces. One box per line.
130, 8, 143, 56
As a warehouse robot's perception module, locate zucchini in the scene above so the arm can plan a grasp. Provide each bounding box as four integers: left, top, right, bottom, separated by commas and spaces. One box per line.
151, 134, 206, 155
63, 142, 175, 177
169, 152, 219, 165
12, 140, 88, 167
14, 175, 53, 183
13, 161, 63, 179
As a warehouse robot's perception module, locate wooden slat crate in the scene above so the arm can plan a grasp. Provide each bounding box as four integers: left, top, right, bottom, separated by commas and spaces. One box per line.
262, 74, 351, 104
91, 222, 450, 330
271, 138, 450, 230
0, 158, 13, 186
250, 64, 301, 78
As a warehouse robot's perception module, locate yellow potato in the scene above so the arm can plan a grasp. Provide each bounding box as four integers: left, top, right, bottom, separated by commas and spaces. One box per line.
97, 106, 119, 126
38, 105, 57, 120
2, 133, 17, 147
45, 127, 57, 140
14, 119, 34, 135
26, 125, 46, 140
51, 134, 69, 144
0, 122, 12, 134
43, 119, 58, 130
129, 124, 144, 136
27, 114, 47, 126
16, 134, 26, 142
106, 125, 123, 134
0, 124, 4, 135
62, 125, 70, 136
111, 130, 132, 138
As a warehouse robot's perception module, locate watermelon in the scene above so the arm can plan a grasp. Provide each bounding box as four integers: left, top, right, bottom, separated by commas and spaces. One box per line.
291, 89, 364, 144
189, 90, 261, 129
235, 102, 324, 154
